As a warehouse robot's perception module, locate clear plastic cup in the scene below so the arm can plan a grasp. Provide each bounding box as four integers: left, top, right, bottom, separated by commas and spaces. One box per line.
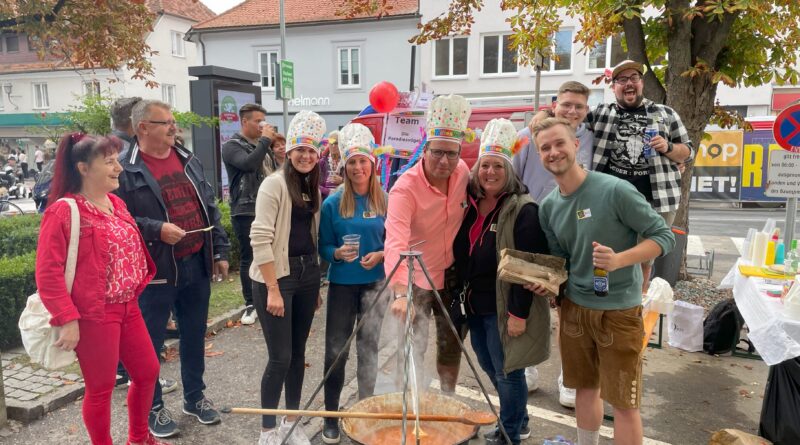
342, 234, 361, 261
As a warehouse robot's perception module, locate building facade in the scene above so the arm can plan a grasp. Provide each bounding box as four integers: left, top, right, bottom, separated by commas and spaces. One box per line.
188, 0, 420, 132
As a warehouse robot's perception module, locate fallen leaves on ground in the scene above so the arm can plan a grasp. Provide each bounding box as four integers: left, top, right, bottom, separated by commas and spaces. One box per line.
162, 346, 179, 362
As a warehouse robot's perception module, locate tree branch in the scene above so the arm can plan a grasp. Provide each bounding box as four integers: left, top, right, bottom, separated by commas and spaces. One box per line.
0, 0, 68, 29
622, 14, 666, 103
690, 5, 739, 69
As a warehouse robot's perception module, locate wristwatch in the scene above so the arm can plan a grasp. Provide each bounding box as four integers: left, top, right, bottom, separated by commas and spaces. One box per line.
666, 141, 674, 153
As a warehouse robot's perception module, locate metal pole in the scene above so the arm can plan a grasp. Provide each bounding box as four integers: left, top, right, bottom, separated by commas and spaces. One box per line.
279, 0, 289, 133
785, 197, 797, 247
533, 51, 542, 111
409, 46, 416, 92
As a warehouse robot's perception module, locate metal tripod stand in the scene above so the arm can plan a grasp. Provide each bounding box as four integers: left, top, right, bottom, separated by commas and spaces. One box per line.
279, 248, 512, 445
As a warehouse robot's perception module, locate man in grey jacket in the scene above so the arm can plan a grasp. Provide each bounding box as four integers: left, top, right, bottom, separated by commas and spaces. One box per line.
513, 81, 594, 203
512, 80, 593, 409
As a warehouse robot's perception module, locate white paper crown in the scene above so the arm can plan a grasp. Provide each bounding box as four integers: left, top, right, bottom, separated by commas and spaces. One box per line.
287, 110, 327, 152
339, 123, 376, 162
426, 94, 472, 142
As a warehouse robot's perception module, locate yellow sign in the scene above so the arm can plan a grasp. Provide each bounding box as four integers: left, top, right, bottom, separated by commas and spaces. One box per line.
695, 131, 743, 167
741, 143, 784, 188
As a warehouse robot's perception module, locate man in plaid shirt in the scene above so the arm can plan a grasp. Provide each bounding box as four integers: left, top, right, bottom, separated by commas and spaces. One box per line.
587, 60, 694, 292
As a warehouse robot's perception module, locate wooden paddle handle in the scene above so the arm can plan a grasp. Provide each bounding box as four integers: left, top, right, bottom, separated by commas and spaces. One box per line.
226, 407, 474, 424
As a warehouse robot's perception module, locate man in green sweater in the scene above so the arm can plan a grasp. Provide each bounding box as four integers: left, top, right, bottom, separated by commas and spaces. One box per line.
529, 118, 674, 445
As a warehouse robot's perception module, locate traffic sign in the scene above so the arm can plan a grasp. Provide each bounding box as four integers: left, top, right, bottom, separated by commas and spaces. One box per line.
280, 60, 294, 100
773, 104, 800, 152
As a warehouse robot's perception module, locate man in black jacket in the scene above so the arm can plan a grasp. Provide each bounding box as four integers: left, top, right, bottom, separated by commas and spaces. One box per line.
221, 103, 276, 325
117, 100, 231, 438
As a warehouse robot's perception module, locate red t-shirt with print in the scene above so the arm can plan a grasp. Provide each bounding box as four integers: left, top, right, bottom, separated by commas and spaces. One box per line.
140, 148, 205, 258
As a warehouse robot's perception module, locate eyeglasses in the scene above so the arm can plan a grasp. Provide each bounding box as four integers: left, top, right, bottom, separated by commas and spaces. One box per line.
145, 120, 177, 126
428, 149, 460, 160
556, 102, 587, 111
614, 74, 642, 85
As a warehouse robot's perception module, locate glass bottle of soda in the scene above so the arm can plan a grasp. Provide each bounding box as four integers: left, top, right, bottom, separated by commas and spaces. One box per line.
593, 267, 609, 297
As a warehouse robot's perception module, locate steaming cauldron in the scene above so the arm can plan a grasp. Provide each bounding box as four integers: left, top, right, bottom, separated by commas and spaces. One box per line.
341, 392, 479, 445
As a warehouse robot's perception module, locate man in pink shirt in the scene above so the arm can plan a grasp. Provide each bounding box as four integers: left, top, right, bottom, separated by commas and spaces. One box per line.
385, 94, 471, 393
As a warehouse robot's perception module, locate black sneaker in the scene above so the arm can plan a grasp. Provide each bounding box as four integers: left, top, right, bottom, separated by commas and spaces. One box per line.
182, 397, 221, 425
322, 418, 340, 444
520, 423, 531, 440
149, 406, 180, 438
483, 428, 520, 445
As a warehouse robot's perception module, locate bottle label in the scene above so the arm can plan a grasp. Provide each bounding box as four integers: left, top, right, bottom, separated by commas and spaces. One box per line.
594, 276, 609, 292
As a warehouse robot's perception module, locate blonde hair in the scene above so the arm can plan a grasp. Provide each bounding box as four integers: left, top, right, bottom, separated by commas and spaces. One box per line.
338, 159, 387, 218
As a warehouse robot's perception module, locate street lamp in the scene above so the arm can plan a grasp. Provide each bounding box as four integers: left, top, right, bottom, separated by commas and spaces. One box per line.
3, 83, 19, 110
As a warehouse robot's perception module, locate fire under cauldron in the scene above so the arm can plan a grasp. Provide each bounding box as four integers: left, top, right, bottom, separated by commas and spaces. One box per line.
341, 392, 479, 445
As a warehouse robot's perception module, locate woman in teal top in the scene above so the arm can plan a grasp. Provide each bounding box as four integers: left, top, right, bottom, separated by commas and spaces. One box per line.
318, 123, 389, 444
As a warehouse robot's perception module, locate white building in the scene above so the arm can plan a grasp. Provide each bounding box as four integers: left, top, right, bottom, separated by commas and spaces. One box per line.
0, 0, 215, 153
187, 0, 420, 132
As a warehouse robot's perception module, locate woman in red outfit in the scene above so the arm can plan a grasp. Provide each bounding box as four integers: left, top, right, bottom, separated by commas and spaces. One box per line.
35, 133, 167, 445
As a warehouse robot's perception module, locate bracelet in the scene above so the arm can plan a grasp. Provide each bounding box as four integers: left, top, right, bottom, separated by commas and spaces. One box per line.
266, 282, 279, 289
394, 293, 407, 300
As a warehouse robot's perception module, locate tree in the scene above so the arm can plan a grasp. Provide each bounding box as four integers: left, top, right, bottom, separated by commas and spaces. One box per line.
340, 0, 800, 275
0, 0, 158, 86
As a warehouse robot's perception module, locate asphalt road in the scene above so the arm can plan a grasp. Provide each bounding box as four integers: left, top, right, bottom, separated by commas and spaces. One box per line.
688, 203, 800, 238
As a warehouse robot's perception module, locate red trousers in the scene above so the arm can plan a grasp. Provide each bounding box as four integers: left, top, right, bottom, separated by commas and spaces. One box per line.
74, 301, 160, 444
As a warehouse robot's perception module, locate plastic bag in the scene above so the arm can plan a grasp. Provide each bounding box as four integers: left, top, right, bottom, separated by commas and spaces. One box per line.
759, 358, 800, 444
668, 300, 705, 352
18, 293, 76, 369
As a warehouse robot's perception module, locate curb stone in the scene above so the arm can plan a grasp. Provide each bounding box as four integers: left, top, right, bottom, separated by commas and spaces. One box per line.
2, 305, 246, 424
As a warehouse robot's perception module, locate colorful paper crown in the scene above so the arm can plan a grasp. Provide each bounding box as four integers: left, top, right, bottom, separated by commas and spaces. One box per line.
287, 110, 326, 152
339, 123, 376, 162
478, 118, 526, 163
426, 94, 472, 142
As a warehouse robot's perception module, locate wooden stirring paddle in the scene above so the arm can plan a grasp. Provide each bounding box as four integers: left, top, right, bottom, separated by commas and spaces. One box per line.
221, 407, 497, 426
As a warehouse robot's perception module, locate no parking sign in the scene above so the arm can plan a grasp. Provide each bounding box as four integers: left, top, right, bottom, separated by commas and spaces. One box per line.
773, 104, 800, 152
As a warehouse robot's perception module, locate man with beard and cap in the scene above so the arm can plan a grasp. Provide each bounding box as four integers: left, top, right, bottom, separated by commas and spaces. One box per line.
588, 60, 693, 293
117, 100, 231, 439
530, 117, 674, 445
385, 94, 471, 394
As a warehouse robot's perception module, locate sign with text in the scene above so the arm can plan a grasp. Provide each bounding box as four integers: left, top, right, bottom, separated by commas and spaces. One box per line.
217, 89, 257, 199
382, 112, 426, 154
766, 151, 800, 197
740, 130, 785, 202
279, 60, 294, 100
690, 131, 743, 200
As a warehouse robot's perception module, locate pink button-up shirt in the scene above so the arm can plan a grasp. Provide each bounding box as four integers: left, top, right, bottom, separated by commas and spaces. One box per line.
384, 158, 469, 290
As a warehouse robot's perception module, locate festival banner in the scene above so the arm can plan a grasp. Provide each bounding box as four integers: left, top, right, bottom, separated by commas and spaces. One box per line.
740, 130, 785, 202
690, 130, 743, 200
217, 89, 257, 199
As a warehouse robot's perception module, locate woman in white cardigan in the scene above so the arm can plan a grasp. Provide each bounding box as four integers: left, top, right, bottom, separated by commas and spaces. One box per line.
249, 110, 326, 445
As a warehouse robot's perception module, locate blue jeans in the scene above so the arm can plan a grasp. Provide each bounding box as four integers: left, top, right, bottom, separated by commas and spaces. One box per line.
469, 314, 528, 443
138, 253, 211, 409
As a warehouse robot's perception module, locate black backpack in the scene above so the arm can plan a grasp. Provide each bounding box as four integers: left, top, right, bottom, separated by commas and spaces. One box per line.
703, 299, 749, 355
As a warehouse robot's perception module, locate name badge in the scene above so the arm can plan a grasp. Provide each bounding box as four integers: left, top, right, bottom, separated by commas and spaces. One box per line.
577, 208, 592, 220
363, 211, 376, 219
302, 193, 311, 202
490, 223, 497, 232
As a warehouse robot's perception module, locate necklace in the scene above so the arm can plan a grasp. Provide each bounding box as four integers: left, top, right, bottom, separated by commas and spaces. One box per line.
80, 193, 114, 215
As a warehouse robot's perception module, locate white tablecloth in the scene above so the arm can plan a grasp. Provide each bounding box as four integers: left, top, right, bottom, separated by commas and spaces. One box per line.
732, 266, 800, 365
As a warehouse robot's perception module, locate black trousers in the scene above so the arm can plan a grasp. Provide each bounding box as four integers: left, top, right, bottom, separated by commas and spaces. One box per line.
231, 215, 254, 307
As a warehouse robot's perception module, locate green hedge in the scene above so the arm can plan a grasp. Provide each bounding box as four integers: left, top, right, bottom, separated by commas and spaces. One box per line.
0, 252, 36, 349
0, 214, 41, 258
217, 201, 240, 272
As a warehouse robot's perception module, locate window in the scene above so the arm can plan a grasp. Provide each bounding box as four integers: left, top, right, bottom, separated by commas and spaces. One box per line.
586, 34, 626, 71
541, 29, 573, 72
82, 80, 101, 97
0, 86, 4, 110
171, 31, 185, 57
434, 37, 468, 78
338, 47, 361, 88
162, 84, 177, 107
259, 51, 279, 89
33, 83, 49, 109
5, 34, 19, 52
481, 34, 518, 75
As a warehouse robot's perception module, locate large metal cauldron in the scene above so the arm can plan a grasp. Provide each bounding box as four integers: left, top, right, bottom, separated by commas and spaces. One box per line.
341, 392, 478, 445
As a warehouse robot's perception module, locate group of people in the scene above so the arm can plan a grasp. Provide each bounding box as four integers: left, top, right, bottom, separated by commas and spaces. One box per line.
33, 58, 688, 445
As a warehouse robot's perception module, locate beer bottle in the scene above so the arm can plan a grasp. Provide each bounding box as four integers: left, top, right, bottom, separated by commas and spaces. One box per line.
593, 267, 609, 297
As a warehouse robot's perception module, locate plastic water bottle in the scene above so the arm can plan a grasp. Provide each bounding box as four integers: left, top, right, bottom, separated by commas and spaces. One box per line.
785, 240, 799, 298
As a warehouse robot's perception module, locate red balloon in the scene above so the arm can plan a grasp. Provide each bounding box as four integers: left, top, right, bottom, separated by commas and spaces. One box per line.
369, 81, 400, 113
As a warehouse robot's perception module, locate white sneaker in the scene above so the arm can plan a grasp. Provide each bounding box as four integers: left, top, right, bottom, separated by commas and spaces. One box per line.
278, 417, 311, 445
258, 429, 282, 445
558, 372, 576, 408
524, 366, 539, 392
241, 306, 257, 325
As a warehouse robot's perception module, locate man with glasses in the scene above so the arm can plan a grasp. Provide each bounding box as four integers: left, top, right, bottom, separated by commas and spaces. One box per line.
117, 100, 231, 438
588, 60, 693, 292
385, 94, 471, 394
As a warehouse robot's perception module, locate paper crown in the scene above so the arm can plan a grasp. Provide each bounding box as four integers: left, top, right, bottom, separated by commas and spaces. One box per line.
287, 110, 326, 152
339, 123, 376, 162
426, 94, 472, 142
478, 118, 526, 163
